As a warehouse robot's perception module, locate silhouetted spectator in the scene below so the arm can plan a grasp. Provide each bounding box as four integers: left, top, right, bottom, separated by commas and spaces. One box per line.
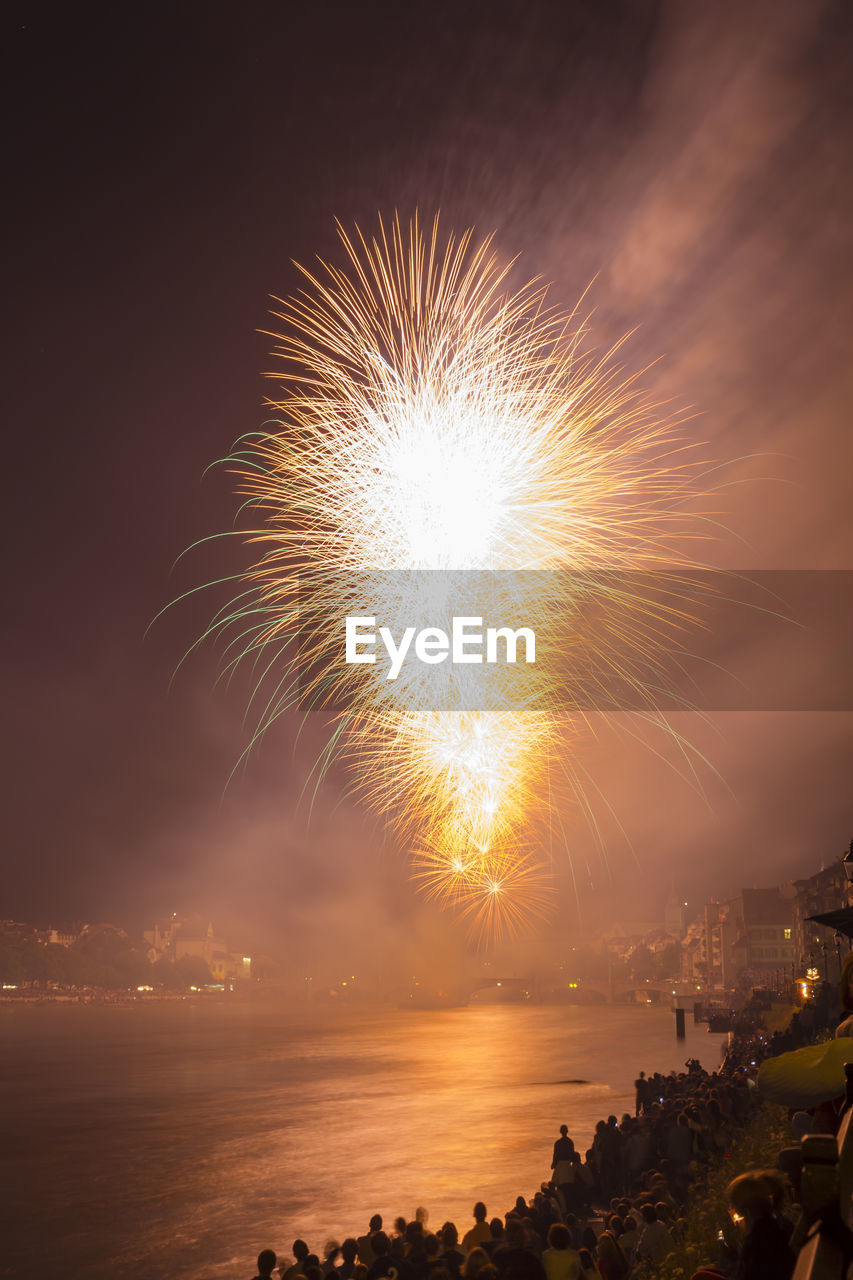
323, 1242, 341, 1275
595, 1232, 628, 1280
551, 1125, 575, 1199
339, 1239, 359, 1280
391, 1220, 409, 1265
614, 1214, 637, 1265
593, 1122, 620, 1200
368, 1233, 405, 1280
254, 1250, 277, 1279
507, 1197, 533, 1223
579, 1229, 597, 1257
464, 1249, 491, 1280
481, 1220, 505, 1259
635, 1205, 674, 1264
439, 1223, 466, 1276
532, 1189, 559, 1242
665, 1112, 694, 1190
358, 1217, 383, 1269
406, 1221, 429, 1280
727, 1172, 794, 1280
424, 1234, 443, 1274
283, 1242, 311, 1280
462, 1203, 492, 1252
492, 1219, 546, 1280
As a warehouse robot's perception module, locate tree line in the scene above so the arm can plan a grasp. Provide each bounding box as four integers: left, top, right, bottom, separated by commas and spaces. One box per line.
0, 924, 214, 990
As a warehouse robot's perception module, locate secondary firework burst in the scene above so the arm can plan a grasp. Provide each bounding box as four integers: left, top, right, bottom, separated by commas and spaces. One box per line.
197, 213, 704, 944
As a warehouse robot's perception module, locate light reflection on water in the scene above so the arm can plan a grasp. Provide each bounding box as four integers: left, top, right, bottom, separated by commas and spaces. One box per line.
0, 1001, 726, 1280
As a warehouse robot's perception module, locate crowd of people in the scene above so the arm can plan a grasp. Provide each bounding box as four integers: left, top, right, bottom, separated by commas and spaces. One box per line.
248, 1034, 799, 1280
243, 940, 853, 1280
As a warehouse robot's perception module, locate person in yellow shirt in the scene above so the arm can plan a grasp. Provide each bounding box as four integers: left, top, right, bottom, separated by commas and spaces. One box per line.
461, 1204, 492, 1253
542, 1225, 582, 1280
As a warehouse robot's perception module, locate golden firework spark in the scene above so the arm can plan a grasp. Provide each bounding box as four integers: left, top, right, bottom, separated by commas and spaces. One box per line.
192, 213, 708, 944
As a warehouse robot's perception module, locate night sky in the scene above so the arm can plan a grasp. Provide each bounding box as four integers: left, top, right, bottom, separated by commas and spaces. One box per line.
4, 2, 851, 961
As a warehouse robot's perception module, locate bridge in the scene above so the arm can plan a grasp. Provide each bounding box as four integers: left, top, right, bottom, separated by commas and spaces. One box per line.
469, 976, 534, 1000
467, 976, 697, 1005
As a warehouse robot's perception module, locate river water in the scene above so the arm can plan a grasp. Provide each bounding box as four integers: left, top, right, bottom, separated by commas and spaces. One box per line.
0, 1000, 726, 1280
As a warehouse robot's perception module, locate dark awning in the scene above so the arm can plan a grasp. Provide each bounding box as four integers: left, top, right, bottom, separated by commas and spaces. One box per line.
807, 907, 853, 940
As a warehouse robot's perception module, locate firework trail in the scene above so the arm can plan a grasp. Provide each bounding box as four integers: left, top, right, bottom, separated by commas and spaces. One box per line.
196, 214, 706, 944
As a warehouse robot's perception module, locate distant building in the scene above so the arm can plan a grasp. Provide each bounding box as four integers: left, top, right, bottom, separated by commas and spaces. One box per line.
80, 922, 127, 940
727, 888, 796, 988
703, 900, 739, 988
644, 926, 682, 969
143, 915, 251, 982
664, 886, 688, 940
2, 920, 40, 939
681, 914, 706, 984
45, 928, 81, 948
601, 921, 661, 960
142, 918, 175, 957
786, 860, 847, 984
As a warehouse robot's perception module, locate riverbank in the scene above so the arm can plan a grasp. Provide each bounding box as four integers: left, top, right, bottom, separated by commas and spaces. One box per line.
0, 986, 230, 1004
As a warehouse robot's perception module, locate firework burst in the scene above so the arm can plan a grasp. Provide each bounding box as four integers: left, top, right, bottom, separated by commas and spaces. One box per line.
194, 213, 706, 944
